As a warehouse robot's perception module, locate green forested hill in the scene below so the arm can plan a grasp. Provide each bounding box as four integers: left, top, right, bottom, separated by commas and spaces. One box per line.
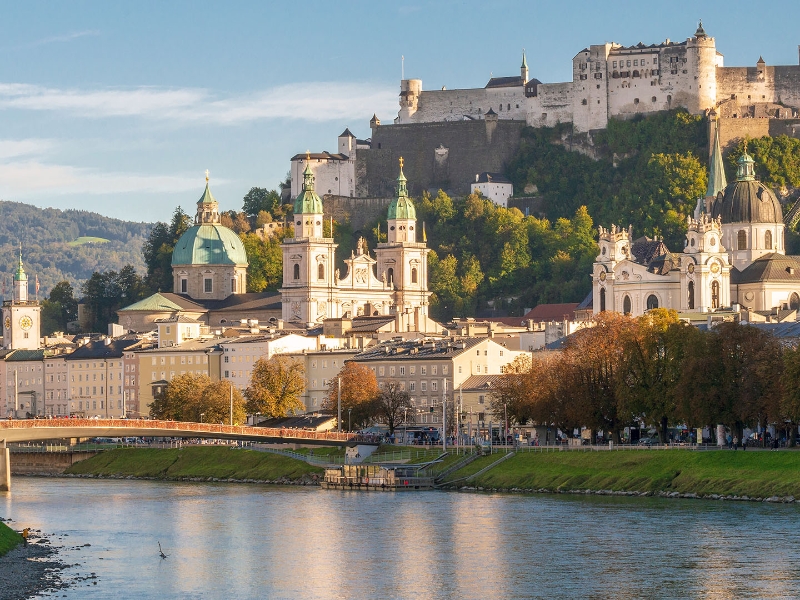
0, 201, 151, 296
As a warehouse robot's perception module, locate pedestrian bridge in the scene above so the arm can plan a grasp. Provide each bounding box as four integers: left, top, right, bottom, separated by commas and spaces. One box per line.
0, 418, 379, 491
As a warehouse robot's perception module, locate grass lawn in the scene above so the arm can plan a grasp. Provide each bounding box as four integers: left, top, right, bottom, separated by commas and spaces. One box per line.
67, 236, 110, 246
65, 447, 323, 481
0, 521, 22, 556
456, 449, 800, 497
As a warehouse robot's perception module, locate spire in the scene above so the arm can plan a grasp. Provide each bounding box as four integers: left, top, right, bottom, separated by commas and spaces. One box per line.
387, 157, 415, 221
706, 117, 727, 197
195, 171, 220, 224
14, 248, 26, 282
293, 152, 324, 215
521, 49, 528, 69
303, 151, 314, 192
520, 49, 529, 82
396, 156, 408, 198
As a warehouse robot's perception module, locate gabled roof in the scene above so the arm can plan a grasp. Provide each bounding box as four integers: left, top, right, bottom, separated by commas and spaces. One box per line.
290, 152, 349, 161
117, 293, 186, 313
631, 236, 670, 265
459, 374, 503, 390
6, 349, 46, 362
66, 338, 141, 360
524, 303, 580, 323
485, 76, 524, 88
339, 128, 355, 138
352, 337, 486, 361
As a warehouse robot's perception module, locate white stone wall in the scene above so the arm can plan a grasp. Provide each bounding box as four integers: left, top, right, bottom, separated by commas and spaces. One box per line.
471, 181, 513, 207
290, 157, 355, 199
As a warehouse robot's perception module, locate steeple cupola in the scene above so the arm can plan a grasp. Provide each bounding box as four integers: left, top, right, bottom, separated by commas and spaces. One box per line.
13, 250, 27, 302
387, 158, 417, 243
736, 150, 756, 181
195, 170, 221, 225
292, 153, 325, 238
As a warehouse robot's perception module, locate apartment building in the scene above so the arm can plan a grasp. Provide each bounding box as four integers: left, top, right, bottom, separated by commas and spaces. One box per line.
67, 338, 140, 417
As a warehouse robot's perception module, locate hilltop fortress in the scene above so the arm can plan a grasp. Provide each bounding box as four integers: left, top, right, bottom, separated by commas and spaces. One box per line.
292, 23, 800, 209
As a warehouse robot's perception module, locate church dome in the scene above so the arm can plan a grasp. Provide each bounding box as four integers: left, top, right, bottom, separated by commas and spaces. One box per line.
294, 160, 324, 214
712, 152, 782, 224
171, 224, 248, 266
387, 158, 416, 220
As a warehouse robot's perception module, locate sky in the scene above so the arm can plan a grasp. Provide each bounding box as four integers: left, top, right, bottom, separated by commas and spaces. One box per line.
1, 0, 799, 224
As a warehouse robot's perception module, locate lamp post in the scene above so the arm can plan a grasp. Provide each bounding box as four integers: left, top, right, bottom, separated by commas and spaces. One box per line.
348, 408, 352, 432
200, 413, 205, 423
402, 406, 408, 445
229, 382, 234, 426
504, 403, 508, 446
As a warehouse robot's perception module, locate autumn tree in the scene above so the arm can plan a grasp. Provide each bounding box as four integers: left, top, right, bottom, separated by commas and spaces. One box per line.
371, 381, 413, 434
781, 345, 800, 447
149, 373, 211, 421
245, 355, 306, 417
200, 380, 247, 425
324, 362, 379, 430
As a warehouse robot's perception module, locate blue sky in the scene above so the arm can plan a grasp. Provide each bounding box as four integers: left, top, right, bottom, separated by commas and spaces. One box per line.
1, 0, 798, 223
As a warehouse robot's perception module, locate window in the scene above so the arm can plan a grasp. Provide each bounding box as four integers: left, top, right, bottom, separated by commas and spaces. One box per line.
421, 382, 427, 391
180, 279, 188, 293
390, 367, 395, 376
204, 278, 213, 293
646, 294, 659, 310
410, 382, 415, 392
600, 287, 606, 312
431, 381, 437, 392
318, 263, 325, 280
738, 230, 747, 250
442, 366, 448, 375
477, 365, 481, 373
410, 366, 415, 375
623, 295, 632, 315
432, 366, 437, 375
765, 230, 773, 250
479, 395, 485, 405
387, 268, 394, 284
231, 278, 237, 293
688, 280, 695, 310
293, 264, 300, 280
421, 366, 426, 375
379, 367, 385, 376
411, 268, 418, 284
399, 367, 405, 375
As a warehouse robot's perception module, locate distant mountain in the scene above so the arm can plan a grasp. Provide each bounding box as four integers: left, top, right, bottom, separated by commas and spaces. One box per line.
0, 201, 153, 297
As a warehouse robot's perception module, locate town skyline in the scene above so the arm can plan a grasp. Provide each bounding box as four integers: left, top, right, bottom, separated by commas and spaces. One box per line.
1, 0, 799, 222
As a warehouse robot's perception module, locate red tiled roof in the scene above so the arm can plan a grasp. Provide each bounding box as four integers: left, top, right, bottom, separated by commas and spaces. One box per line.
523, 303, 579, 323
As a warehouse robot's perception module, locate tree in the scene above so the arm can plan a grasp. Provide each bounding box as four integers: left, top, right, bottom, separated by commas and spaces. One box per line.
245, 355, 306, 417
80, 267, 148, 332
781, 345, 800, 447
371, 381, 413, 434
149, 373, 211, 421
324, 362, 379, 430
40, 280, 78, 334
242, 188, 281, 218
200, 380, 247, 425
143, 207, 190, 293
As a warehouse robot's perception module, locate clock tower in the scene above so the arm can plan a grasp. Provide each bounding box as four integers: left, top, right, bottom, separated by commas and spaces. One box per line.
3, 252, 41, 350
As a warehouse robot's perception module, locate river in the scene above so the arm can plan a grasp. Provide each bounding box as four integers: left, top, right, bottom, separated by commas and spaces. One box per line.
3, 478, 800, 599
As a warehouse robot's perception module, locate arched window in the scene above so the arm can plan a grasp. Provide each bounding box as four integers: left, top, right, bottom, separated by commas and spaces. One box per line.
600, 288, 606, 312
411, 268, 418, 284
711, 280, 720, 309
688, 280, 695, 309
623, 295, 632, 315
387, 268, 394, 285
293, 264, 300, 280
646, 294, 659, 310
791, 292, 800, 310
318, 263, 325, 280
765, 230, 773, 250
738, 230, 747, 250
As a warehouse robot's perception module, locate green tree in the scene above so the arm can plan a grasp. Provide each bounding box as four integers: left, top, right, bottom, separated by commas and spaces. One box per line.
245, 355, 306, 417
81, 266, 147, 332
242, 188, 281, 218
40, 281, 78, 334
143, 207, 190, 293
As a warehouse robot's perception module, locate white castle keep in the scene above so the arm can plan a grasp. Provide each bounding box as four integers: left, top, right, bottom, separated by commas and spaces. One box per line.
396, 22, 800, 133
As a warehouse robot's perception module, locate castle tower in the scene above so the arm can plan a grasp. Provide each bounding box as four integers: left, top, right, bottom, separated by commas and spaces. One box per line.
280, 155, 338, 323
2, 251, 41, 350
521, 49, 529, 83
398, 79, 422, 123
375, 158, 431, 329
591, 225, 632, 314
685, 21, 718, 115
171, 173, 248, 300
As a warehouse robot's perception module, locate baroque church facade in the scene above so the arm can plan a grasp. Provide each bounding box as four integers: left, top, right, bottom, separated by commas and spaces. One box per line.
281, 157, 431, 328
592, 120, 800, 317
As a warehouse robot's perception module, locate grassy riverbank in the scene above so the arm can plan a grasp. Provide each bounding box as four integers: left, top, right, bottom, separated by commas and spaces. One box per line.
446, 449, 800, 498
0, 521, 23, 556
65, 447, 323, 482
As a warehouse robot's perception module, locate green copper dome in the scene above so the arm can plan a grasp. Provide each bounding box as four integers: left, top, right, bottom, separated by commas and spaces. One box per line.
171, 224, 248, 266
387, 159, 416, 220
13, 252, 26, 282
293, 161, 324, 214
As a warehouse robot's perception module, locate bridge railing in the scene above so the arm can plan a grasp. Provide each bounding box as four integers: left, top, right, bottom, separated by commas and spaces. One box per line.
0, 418, 380, 444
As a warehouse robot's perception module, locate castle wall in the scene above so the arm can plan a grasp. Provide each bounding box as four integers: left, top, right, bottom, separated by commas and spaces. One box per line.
527, 82, 574, 127
290, 156, 355, 199
362, 120, 525, 198
323, 195, 393, 230
402, 86, 526, 123
716, 117, 800, 153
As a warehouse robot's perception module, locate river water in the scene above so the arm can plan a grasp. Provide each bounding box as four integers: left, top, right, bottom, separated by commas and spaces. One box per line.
3, 478, 800, 599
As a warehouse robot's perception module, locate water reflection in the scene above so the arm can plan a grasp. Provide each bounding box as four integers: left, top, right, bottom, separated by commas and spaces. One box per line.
3, 480, 800, 599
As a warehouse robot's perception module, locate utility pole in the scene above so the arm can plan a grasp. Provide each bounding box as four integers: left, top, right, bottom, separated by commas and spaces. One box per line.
230, 382, 233, 426
337, 377, 342, 433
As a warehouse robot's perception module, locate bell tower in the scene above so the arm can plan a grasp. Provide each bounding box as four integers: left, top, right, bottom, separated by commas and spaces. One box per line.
2, 251, 41, 350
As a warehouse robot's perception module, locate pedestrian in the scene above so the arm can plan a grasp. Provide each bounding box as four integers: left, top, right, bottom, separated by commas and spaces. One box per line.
733, 435, 738, 450
726, 433, 732, 449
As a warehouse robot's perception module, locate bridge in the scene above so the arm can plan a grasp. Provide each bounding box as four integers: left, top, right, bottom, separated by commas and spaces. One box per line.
0, 418, 378, 491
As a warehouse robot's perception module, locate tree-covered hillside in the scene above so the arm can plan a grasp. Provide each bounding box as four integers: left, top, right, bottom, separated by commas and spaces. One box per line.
0, 201, 151, 296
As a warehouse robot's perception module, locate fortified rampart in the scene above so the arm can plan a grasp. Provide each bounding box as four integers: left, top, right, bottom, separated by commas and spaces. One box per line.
716, 117, 800, 153
361, 119, 525, 198
323, 195, 393, 230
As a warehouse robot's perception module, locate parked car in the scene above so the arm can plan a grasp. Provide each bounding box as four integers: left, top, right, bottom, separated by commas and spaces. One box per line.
638, 436, 660, 446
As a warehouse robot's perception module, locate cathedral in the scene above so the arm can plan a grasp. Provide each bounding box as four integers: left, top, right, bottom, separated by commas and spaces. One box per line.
592, 120, 800, 317
280, 157, 431, 329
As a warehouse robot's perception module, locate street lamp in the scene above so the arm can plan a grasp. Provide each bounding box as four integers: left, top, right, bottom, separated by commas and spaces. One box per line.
348, 408, 352, 432
200, 413, 205, 423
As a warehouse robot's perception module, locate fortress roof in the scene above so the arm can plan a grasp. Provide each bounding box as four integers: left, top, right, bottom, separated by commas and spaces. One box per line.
475, 172, 511, 184
485, 75, 524, 88
290, 151, 349, 161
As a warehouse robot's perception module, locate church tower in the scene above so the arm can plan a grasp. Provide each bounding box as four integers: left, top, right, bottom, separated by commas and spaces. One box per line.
2, 251, 41, 350
375, 158, 431, 329
280, 155, 338, 323
521, 50, 529, 83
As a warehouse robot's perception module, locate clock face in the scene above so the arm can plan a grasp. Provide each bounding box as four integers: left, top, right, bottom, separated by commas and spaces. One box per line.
3, 316, 9, 330
710, 262, 720, 274
599, 271, 607, 281
19, 315, 32, 330
687, 263, 695, 274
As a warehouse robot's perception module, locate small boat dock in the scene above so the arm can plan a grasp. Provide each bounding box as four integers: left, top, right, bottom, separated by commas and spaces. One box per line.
321, 464, 434, 491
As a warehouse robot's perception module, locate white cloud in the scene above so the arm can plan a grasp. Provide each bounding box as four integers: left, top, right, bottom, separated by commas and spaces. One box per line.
27, 30, 100, 48
0, 160, 206, 197
0, 81, 398, 124
0, 138, 56, 160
